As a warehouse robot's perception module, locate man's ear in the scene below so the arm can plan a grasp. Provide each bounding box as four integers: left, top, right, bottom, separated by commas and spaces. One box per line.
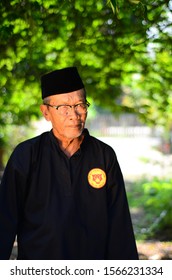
40, 104, 51, 121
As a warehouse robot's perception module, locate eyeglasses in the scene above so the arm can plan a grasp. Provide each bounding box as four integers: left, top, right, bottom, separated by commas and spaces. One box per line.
44, 101, 90, 116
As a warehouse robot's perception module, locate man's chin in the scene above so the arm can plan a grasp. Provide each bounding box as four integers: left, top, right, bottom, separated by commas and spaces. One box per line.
66, 128, 83, 139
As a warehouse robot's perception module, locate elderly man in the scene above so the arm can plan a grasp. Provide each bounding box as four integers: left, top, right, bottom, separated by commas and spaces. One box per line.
0, 67, 138, 260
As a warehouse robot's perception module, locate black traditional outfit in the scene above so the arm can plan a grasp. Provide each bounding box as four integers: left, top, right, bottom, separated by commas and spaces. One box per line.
0, 129, 138, 259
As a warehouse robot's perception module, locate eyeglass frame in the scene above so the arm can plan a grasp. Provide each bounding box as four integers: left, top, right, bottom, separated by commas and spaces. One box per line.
43, 100, 90, 115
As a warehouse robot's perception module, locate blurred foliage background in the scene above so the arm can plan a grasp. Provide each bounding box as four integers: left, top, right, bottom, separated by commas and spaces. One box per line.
127, 177, 172, 241
0, 0, 172, 244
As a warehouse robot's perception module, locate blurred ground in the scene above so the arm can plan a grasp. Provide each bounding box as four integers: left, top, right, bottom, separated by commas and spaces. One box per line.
137, 241, 172, 260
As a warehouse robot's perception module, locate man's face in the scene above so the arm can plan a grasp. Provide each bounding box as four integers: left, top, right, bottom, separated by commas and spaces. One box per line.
40, 89, 87, 141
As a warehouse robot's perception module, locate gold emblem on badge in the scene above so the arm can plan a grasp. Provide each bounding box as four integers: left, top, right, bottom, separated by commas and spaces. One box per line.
88, 168, 106, 189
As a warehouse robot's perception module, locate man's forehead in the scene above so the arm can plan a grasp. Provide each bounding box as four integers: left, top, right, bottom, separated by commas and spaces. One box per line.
49, 89, 85, 102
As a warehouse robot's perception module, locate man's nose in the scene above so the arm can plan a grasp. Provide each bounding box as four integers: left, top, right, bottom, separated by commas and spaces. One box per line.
68, 106, 80, 118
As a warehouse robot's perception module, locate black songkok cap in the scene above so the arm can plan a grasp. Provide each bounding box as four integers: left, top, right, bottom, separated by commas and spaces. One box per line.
41, 67, 84, 99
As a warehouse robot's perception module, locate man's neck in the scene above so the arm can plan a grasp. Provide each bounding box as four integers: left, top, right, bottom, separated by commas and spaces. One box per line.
53, 131, 84, 158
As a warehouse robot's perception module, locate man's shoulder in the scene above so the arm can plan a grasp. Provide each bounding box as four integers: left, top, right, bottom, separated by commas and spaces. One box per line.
88, 133, 114, 151
16, 131, 50, 150
85, 131, 116, 158
7, 132, 51, 173
11, 131, 51, 161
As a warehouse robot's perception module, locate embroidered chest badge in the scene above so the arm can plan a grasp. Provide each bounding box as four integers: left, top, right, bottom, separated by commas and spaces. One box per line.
88, 168, 106, 189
